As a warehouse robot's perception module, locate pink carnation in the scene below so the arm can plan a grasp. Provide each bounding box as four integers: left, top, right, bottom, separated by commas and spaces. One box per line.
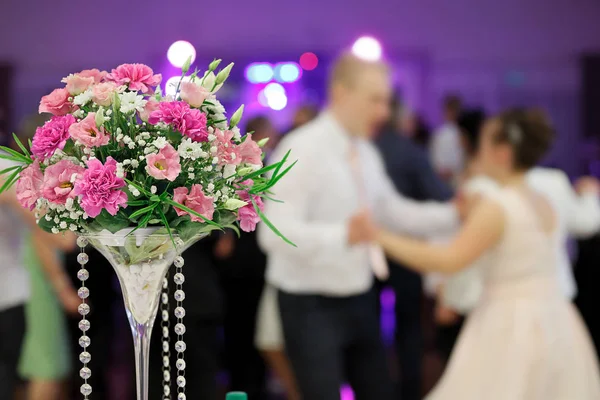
31, 114, 76, 160
173, 184, 215, 223
213, 129, 241, 166
15, 160, 43, 210
236, 180, 264, 232
41, 160, 85, 205
238, 134, 263, 166
139, 99, 160, 122
180, 81, 210, 108
74, 157, 128, 218
39, 88, 75, 116
148, 101, 209, 142
105, 63, 161, 93
69, 113, 110, 148
92, 82, 118, 107
145, 143, 181, 181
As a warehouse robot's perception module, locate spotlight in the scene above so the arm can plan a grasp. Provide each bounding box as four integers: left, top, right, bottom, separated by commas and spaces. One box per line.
351, 36, 382, 61
267, 92, 287, 111
167, 40, 196, 68
245, 63, 274, 83
263, 82, 285, 97
274, 62, 302, 83
299, 52, 319, 70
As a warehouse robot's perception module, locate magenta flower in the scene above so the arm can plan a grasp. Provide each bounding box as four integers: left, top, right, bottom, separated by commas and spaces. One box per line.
213, 128, 241, 166
41, 160, 85, 205
238, 134, 263, 166
69, 113, 110, 148
105, 63, 161, 93
173, 184, 215, 222
39, 88, 75, 116
15, 160, 43, 210
148, 101, 209, 142
145, 143, 181, 181
236, 180, 264, 232
31, 115, 76, 160
74, 157, 128, 218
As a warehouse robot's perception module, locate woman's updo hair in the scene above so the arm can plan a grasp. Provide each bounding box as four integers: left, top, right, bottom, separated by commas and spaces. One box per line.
494, 108, 555, 170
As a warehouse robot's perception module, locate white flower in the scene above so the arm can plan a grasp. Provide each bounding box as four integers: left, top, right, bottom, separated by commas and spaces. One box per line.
69, 224, 78, 231
70, 211, 79, 220
119, 92, 147, 114
73, 89, 93, 106
208, 134, 216, 142
177, 138, 204, 160
53, 216, 60, 224
131, 160, 139, 168
138, 140, 147, 147
45, 215, 52, 222
51, 227, 59, 234
59, 221, 67, 229
106, 109, 113, 116
223, 164, 237, 179
188, 173, 195, 179
72, 109, 86, 118
116, 163, 125, 178
207, 183, 215, 192
128, 142, 136, 149
151, 186, 157, 194
153, 137, 168, 149
123, 136, 132, 144
204, 165, 213, 172
65, 198, 74, 211
144, 147, 156, 155
123, 159, 131, 165
231, 126, 242, 141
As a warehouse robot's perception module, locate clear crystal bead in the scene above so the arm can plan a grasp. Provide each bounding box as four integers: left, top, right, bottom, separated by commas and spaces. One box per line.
163, 356, 170, 367
79, 335, 91, 348
77, 236, 88, 247
174, 323, 186, 335
162, 310, 169, 321
79, 319, 90, 332
163, 370, 170, 381
174, 290, 185, 302
175, 341, 186, 353
78, 287, 90, 299
77, 269, 89, 281
79, 351, 91, 363
77, 253, 89, 265
177, 376, 186, 388
163, 278, 168, 289
176, 358, 186, 371
162, 341, 169, 353
80, 367, 92, 379
163, 327, 169, 338
178, 393, 186, 400
162, 293, 169, 304
174, 307, 186, 319
174, 273, 185, 285
174, 238, 184, 248
164, 385, 171, 396
78, 303, 90, 316
174, 256, 185, 268
80, 383, 92, 396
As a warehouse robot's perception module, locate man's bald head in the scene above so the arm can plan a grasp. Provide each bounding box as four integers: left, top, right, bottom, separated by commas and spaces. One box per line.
327, 52, 392, 138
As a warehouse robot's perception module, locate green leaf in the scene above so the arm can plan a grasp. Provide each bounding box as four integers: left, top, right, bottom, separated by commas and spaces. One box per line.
250, 197, 296, 247
125, 178, 151, 196
129, 203, 159, 220
12, 133, 30, 158
164, 199, 221, 227
37, 216, 56, 233
127, 199, 149, 207
0, 168, 21, 194
175, 218, 219, 243
0, 146, 30, 163
157, 208, 176, 247
271, 149, 291, 180
256, 160, 298, 193
0, 165, 20, 176
239, 162, 280, 181
94, 209, 131, 234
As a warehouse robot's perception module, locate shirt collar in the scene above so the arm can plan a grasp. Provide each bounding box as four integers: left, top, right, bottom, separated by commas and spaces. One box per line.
319, 111, 359, 156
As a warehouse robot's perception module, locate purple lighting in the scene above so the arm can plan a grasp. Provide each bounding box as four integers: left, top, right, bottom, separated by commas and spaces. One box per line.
167, 40, 196, 68
352, 36, 382, 61
274, 62, 302, 83
245, 63, 274, 83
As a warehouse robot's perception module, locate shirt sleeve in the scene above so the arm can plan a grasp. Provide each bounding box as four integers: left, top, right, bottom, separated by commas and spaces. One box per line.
257, 137, 348, 264
567, 191, 600, 238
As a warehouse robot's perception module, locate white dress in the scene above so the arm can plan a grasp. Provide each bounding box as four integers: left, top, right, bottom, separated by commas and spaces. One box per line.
427, 188, 600, 400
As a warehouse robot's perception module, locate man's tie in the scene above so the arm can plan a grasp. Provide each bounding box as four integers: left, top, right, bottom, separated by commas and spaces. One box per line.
348, 142, 390, 281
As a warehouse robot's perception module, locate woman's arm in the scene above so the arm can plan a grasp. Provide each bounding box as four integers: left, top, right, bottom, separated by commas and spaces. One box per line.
376, 199, 505, 274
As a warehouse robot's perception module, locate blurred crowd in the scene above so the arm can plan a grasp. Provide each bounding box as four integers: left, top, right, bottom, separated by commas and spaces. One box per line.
2, 52, 600, 400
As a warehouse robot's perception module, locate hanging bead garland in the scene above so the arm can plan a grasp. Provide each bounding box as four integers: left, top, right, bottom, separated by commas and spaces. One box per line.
174, 238, 187, 400
161, 275, 171, 399
76, 236, 92, 399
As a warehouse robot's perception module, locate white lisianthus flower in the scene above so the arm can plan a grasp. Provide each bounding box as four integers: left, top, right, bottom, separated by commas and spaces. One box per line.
119, 92, 147, 114
178, 138, 204, 160
153, 137, 168, 149
223, 164, 237, 179
73, 89, 93, 106
231, 126, 242, 141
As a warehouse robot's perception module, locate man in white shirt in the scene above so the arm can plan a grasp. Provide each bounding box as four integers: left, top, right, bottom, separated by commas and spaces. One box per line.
442, 168, 600, 313
258, 53, 459, 400
430, 95, 464, 186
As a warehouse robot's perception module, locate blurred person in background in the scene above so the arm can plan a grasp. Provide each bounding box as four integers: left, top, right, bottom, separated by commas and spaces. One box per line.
289, 104, 319, 132
575, 232, 600, 359
375, 94, 453, 400
259, 53, 459, 400
430, 95, 464, 186
373, 108, 600, 399
216, 115, 278, 400
391, 101, 431, 148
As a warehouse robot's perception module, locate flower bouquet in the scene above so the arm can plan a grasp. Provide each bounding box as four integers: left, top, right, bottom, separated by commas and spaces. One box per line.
0, 59, 293, 400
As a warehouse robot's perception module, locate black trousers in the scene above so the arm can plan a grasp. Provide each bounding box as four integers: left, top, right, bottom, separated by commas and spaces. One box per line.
0, 304, 26, 400
278, 289, 394, 400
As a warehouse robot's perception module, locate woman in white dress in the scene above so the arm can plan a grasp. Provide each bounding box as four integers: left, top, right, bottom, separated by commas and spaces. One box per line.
373, 108, 600, 399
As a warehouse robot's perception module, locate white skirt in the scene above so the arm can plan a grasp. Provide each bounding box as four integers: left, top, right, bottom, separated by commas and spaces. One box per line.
255, 284, 285, 350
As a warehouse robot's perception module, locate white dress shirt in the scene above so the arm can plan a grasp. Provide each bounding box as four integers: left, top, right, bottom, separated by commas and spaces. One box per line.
430, 122, 464, 185
442, 168, 600, 312
258, 113, 459, 296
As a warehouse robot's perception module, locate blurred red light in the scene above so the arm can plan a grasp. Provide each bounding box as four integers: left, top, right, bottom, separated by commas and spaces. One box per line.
299, 52, 318, 71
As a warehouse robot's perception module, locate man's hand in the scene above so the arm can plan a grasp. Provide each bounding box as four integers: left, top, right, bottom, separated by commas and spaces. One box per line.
575, 176, 600, 196
214, 233, 235, 259
347, 209, 376, 246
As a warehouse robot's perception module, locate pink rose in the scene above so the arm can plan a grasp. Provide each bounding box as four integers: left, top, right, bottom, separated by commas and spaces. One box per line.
213, 129, 241, 166
238, 134, 263, 166
139, 99, 160, 122
145, 143, 181, 181
41, 160, 85, 205
173, 184, 215, 222
77, 69, 107, 83
74, 157, 128, 218
92, 82, 118, 107
31, 114, 76, 160
15, 160, 43, 210
148, 101, 209, 142
39, 88, 75, 116
69, 113, 110, 148
105, 63, 161, 93
62, 74, 95, 95
180, 82, 209, 108
236, 182, 264, 232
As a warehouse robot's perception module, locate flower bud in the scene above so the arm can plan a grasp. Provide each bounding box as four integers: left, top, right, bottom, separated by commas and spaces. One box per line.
229, 104, 244, 128
223, 198, 247, 211
215, 62, 234, 85
208, 59, 222, 71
